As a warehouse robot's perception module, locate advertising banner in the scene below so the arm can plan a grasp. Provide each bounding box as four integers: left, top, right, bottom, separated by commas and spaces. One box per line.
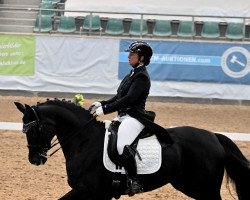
119, 40, 250, 85
0, 35, 249, 100
0, 35, 35, 75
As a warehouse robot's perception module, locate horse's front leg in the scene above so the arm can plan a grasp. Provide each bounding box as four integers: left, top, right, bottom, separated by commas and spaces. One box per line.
58, 187, 93, 200
58, 187, 112, 200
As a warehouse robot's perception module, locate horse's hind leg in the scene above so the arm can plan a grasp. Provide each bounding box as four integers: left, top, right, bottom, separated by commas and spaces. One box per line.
193, 173, 223, 200
195, 170, 224, 200
172, 179, 222, 200
172, 166, 224, 200
196, 186, 222, 200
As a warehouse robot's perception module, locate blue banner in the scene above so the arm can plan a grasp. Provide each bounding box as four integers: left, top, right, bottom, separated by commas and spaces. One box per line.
119, 40, 250, 84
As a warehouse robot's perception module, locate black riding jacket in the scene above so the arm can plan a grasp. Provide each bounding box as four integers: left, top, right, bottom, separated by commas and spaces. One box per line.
101, 64, 174, 145
102, 65, 151, 118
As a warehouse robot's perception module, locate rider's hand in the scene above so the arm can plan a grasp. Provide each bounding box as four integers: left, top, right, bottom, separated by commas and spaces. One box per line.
95, 106, 104, 116
89, 101, 102, 113
92, 102, 102, 107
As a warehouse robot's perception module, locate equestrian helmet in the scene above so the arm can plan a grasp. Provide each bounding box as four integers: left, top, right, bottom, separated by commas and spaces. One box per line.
125, 41, 153, 66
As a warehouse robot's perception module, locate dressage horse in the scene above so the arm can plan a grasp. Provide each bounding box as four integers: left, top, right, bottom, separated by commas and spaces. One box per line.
14, 99, 250, 200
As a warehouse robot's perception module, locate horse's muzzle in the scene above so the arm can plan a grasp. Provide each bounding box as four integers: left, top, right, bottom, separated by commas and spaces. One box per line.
29, 153, 47, 165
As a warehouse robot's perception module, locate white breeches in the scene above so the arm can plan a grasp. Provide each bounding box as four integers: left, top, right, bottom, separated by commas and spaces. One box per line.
113, 114, 145, 155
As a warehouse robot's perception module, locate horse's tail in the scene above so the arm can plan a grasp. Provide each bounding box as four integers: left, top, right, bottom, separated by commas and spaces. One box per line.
215, 133, 250, 200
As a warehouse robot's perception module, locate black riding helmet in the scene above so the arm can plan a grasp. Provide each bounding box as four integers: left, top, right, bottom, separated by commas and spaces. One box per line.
125, 41, 153, 66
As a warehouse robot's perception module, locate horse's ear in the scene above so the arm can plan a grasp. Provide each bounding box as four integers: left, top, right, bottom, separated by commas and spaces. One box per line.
14, 102, 26, 114
24, 104, 34, 114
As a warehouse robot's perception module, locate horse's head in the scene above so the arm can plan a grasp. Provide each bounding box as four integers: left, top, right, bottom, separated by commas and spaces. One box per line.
14, 102, 56, 166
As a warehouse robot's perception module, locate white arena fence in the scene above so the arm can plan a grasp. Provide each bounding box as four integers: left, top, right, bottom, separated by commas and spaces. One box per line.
0, 122, 249, 142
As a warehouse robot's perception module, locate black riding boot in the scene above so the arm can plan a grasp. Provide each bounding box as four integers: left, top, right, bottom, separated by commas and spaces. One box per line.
121, 145, 143, 196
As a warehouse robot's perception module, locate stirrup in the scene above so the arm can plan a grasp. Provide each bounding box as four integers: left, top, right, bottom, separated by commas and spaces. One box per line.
125, 179, 144, 196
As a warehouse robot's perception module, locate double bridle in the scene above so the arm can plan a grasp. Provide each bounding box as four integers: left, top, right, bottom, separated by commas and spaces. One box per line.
23, 106, 97, 159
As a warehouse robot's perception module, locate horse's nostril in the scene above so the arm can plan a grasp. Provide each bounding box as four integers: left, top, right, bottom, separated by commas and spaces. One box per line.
29, 157, 41, 166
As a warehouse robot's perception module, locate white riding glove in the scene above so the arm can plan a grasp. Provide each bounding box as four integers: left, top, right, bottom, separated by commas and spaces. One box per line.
92, 102, 102, 107
95, 106, 104, 116
89, 101, 102, 114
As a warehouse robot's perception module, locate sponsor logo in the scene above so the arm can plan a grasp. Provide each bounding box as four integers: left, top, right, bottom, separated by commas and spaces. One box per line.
221, 47, 250, 78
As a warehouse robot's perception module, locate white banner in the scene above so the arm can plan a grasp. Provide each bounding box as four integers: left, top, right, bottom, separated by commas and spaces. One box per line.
35, 36, 121, 94
0, 35, 250, 100
0, 36, 120, 94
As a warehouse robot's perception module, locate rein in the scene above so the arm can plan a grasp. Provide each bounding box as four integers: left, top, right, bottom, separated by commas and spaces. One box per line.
45, 115, 97, 158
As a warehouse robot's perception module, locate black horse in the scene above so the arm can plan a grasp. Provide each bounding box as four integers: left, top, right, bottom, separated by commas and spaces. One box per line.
14, 99, 250, 200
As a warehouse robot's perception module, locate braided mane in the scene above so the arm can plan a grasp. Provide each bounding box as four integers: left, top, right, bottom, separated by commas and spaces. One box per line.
36, 98, 106, 127
37, 98, 92, 119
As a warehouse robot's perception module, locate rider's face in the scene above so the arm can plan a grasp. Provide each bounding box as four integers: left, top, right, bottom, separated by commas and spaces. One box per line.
128, 52, 139, 67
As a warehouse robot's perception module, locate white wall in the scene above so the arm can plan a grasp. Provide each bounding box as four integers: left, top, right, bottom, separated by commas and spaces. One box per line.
65, 0, 250, 20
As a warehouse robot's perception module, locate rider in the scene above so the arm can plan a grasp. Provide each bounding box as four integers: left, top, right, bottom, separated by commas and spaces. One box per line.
90, 41, 173, 196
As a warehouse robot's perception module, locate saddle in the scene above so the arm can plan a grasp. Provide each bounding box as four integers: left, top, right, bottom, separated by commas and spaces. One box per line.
103, 120, 162, 174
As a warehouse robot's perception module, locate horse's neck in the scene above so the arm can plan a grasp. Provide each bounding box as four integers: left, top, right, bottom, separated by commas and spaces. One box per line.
41, 103, 105, 159
57, 117, 105, 159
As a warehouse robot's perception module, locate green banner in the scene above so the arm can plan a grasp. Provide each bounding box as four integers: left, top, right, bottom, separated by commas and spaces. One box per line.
0, 35, 35, 76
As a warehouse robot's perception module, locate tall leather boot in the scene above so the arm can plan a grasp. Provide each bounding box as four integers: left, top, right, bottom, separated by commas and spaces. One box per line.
121, 145, 143, 196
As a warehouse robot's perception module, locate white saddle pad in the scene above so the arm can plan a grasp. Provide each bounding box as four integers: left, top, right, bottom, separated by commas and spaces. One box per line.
103, 129, 162, 174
